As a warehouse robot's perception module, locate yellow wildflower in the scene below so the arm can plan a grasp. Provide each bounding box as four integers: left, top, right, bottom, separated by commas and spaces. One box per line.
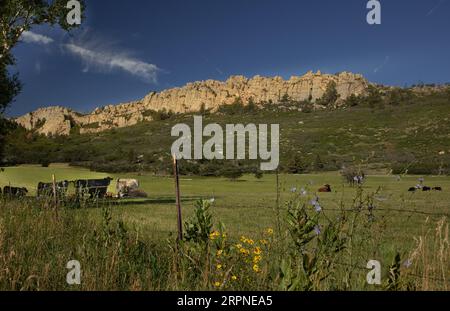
252, 264, 260, 273
216, 264, 222, 270
214, 281, 221, 287
253, 247, 262, 255
216, 250, 223, 256
247, 239, 255, 245
266, 228, 274, 235
240, 236, 247, 243
253, 255, 262, 264
260, 239, 268, 245
209, 231, 220, 240
239, 248, 250, 255
231, 275, 237, 281
236, 243, 242, 249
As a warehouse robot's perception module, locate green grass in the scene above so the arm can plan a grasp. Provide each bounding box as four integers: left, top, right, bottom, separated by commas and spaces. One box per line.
1, 164, 449, 243
1, 165, 449, 290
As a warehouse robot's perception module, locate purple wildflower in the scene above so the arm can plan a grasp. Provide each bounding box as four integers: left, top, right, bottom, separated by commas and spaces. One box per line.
403, 259, 413, 268
314, 225, 321, 235
314, 204, 322, 213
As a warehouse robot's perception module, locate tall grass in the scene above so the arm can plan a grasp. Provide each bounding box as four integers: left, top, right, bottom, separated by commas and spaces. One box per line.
0, 191, 448, 291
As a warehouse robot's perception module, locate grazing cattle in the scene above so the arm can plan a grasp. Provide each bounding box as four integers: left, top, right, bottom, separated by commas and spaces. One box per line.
105, 192, 116, 199
116, 178, 140, 198
74, 177, 113, 199
433, 187, 442, 191
37, 180, 69, 197
422, 186, 431, 191
408, 187, 417, 192
318, 184, 332, 193
3, 186, 28, 197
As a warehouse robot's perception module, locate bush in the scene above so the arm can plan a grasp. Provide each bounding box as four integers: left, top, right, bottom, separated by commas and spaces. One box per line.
40, 160, 50, 167
316, 81, 339, 107
254, 170, 264, 179
364, 85, 384, 108
184, 200, 214, 244
220, 166, 244, 181
344, 94, 360, 107
286, 154, 306, 174
391, 162, 447, 175
341, 166, 365, 186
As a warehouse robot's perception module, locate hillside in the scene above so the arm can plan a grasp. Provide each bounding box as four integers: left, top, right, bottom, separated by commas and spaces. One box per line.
14, 71, 368, 135
5, 85, 450, 175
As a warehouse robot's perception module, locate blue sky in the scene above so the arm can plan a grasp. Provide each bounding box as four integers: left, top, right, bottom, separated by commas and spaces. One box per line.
8, 0, 450, 116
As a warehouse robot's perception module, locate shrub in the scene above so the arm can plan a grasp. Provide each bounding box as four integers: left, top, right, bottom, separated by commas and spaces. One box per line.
254, 170, 264, 179
344, 94, 359, 107
286, 154, 306, 174
341, 166, 365, 186
316, 81, 339, 107
40, 160, 50, 167
220, 166, 244, 181
184, 200, 214, 244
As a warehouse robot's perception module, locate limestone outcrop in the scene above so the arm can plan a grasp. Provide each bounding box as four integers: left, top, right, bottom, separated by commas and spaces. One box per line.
15, 71, 369, 135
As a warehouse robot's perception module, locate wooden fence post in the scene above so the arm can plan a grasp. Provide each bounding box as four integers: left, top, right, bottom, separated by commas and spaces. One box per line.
173, 155, 183, 241
52, 174, 58, 208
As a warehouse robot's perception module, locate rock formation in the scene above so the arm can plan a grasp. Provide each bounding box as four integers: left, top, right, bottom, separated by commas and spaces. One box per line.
15, 71, 369, 135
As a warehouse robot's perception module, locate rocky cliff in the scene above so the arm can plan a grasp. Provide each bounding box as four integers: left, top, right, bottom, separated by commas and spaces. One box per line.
15, 71, 369, 135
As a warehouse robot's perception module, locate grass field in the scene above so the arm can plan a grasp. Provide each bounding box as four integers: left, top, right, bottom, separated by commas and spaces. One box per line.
0, 164, 449, 290
1, 164, 449, 247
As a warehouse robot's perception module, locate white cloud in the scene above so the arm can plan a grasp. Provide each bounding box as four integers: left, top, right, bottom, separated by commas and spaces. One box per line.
21, 31, 54, 45
64, 43, 160, 83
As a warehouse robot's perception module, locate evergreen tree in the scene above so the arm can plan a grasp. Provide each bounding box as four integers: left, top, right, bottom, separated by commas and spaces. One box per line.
317, 81, 339, 107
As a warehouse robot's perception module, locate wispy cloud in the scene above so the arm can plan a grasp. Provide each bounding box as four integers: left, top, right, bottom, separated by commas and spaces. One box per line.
20, 29, 162, 83
215, 67, 224, 75
426, 0, 446, 16
374, 56, 390, 74
21, 31, 54, 45
64, 43, 160, 83
35, 61, 41, 74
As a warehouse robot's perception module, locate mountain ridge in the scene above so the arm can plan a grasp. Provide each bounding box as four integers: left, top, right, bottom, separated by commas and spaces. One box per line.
15, 70, 369, 136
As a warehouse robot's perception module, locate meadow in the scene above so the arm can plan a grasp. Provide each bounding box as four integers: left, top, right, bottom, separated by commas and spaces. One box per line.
0, 164, 448, 290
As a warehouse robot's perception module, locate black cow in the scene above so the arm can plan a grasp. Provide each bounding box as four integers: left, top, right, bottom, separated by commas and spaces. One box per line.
74, 177, 113, 199
433, 187, 443, 191
37, 180, 70, 197
3, 186, 28, 197
422, 186, 431, 191
408, 187, 417, 192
